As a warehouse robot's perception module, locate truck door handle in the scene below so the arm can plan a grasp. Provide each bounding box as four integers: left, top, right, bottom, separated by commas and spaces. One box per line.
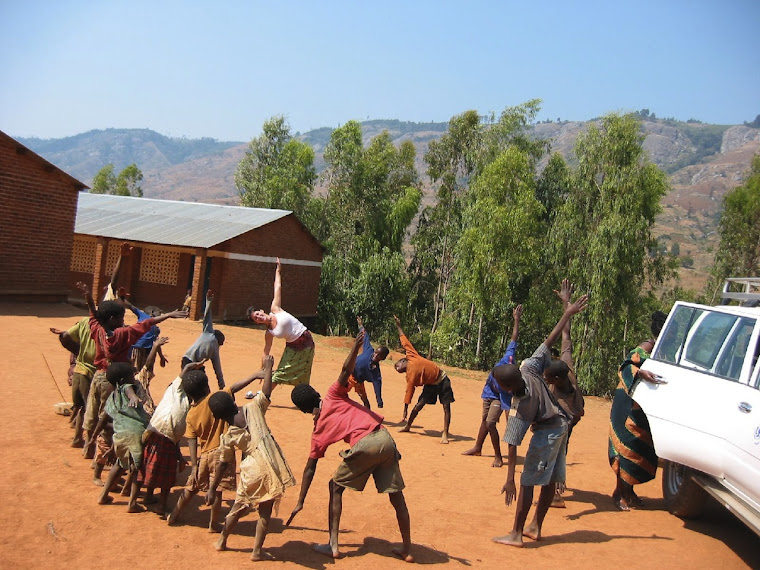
738, 402, 752, 413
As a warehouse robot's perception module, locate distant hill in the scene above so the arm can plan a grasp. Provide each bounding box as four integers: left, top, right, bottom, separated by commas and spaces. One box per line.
16, 118, 760, 291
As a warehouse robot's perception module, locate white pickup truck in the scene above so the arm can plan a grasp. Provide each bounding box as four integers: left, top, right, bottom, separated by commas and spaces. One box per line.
632, 278, 760, 537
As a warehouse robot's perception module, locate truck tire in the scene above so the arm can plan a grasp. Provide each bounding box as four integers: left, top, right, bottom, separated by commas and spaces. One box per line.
662, 460, 708, 518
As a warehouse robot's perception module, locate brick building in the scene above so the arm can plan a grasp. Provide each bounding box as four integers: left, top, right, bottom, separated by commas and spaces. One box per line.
71, 193, 323, 322
0, 130, 87, 302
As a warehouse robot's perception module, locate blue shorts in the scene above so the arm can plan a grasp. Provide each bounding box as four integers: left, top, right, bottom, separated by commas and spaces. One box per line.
520, 422, 568, 487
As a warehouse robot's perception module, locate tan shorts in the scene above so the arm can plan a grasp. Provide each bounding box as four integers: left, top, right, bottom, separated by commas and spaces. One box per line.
482, 398, 504, 424
83, 371, 112, 432
188, 448, 236, 492
333, 428, 405, 493
71, 372, 92, 408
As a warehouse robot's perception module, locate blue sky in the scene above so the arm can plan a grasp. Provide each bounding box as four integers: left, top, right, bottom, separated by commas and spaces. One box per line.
1, 0, 758, 142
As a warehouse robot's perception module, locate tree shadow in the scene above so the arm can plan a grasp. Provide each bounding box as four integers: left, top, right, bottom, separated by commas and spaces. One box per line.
342, 537, 471, 565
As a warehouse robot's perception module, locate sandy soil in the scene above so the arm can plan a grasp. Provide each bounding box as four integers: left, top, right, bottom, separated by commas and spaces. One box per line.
0, 302, 757, 569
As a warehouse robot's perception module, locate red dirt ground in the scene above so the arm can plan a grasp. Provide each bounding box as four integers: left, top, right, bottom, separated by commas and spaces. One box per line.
1, 302, 758, 568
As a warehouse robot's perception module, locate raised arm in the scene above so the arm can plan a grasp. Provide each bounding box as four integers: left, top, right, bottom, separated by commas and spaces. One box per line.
262, 330, 274, 358
553, 280, 575, 370
110, 242, 132, 290
76, 281, 96, 315
338, 331, 366, 388
510, 304, 523, 343
260, 355, 275, 399
544, 292, 587, 349
152, 309, 189, 325
289, 457, 319, 525
393, 314, 405, 338
270, 258, 282, 312
229, 366, 267, 395
202, 290, 214, 333
144, 337, 169, 374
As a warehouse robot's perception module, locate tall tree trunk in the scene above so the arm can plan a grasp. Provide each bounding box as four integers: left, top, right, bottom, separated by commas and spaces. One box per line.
476, 314, 483, 361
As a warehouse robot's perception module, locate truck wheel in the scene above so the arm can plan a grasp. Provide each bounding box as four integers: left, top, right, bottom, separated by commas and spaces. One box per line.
662, 460, 707, 518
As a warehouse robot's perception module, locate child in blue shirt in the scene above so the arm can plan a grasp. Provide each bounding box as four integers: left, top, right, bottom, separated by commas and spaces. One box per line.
462, 305, 522, 467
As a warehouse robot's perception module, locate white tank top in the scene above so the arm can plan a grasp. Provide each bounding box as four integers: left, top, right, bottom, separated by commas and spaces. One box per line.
270, 310, 306, 343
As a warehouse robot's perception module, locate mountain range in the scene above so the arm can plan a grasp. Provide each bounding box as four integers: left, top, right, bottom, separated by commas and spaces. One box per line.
16, 118, 760, 292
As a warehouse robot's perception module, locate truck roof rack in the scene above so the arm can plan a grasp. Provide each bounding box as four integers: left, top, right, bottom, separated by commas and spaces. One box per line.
721, 278, 760, 305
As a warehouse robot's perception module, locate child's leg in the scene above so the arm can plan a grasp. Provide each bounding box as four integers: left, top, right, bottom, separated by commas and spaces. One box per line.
314, 480, 345, 559
93, 463, 105, 486
389, 491, 414, 562
524, 483, 556, 540
158, 487, 171, 519
462, 420, 488, 456
441, 402, 451, 444
208, 491, 223, 532
493, 485, 534, 548
167, 489, 197, 525
98, 465, 124, 504
144, 486, 157, 505
400, 401, 425, 432
251, 499, 275, 561
487, 410, 503, 467
71, 407, 85, 446
120, 470, 135, 496
128, 468, 143, 513
215, 501, 250, 551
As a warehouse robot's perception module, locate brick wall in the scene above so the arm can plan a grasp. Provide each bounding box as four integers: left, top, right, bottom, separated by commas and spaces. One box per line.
215, 214, 323, 320
0, 134, 81, 301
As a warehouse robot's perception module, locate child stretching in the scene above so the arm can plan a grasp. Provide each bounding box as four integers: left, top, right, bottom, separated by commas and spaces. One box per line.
87, 362, 150, 512
167, 364, 268, 530
462, 305, 522, 467
492, 289, 587, 548
132, 336, 169, 416
137, 361, 209, 517
289, 331, 413, 562
348, 316, 390, 409
394, 315, 454, 444
543, 280, 585, 508
205, 355, 295, 561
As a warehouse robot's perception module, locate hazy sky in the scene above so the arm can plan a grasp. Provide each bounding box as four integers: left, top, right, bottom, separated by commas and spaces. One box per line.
1, 0, 758, 142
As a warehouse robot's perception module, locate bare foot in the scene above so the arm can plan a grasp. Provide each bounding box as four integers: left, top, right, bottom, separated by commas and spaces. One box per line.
313, 543, 341, 559
98, 495, 113, 505
398, 425, 410, 433
461, 447, 482, 456
207, 522, 221, 533
166, 511, 178, 525
440, 433, 449, 444
251, 550, 275, 561
613, 497, 630, 511
93, 477, 104, 487
492, 533, 524, 548
214, 537, 227, 552
523, 523, 541, 541
71, 438, 84, 448
492, 457, 504, 468
392, 547, 415, 562
127, 503, 146, 513
158, 511, 167, 520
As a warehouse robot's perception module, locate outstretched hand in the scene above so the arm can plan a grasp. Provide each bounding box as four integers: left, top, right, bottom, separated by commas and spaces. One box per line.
262, 354, 275, 371
50, 327, 66, 335
76, 281, 90, 295
356, 315, 364, 328
286, 502, 303, 526
393, 315, 402, 327
512, 304, 523, 321
119, 242, 133, 256
554, 279, 575, 305
566, 294, 588, 316
355, 329, 366, 346
155, 336, 169, 347
501, 480, 517, 506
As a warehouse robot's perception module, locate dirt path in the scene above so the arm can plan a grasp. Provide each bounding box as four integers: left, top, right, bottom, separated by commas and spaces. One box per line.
0, 302, 757, 568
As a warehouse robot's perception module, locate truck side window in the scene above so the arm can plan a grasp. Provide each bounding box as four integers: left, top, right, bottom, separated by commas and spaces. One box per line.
683, 312, 738, 371
654, 305, 699, 364
714, 318, 755, 381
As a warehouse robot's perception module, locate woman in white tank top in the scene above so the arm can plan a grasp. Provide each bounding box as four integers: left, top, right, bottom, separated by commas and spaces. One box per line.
249, 259, 315, 388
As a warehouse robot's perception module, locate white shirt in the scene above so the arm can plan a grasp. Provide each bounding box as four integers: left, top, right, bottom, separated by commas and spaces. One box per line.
147, 377, 190, 443
269, 310, 307, 343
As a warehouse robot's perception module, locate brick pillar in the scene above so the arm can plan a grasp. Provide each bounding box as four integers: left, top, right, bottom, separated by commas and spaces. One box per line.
91, 237, 109, 303
189, 249, 207, 321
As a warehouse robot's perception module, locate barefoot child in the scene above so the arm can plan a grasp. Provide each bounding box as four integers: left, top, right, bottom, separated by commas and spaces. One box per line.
288, 331, 413, 562
137, 362, 209, 517
88, 362, 150, 512
492, 289, 588, 548
393, 315, 454, 444
205, 355, 294, 561
543, 280, 585, 508
167, 364, 268, 530
348, 316, 390, 409
462, 305, 522, 467
183, 290, 226, 389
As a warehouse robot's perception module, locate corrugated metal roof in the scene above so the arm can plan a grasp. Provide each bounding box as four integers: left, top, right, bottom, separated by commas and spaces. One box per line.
75, 193, 291, 248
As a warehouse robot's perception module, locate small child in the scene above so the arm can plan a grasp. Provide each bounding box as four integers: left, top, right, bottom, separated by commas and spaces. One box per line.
394, 315, 454, 444
167, 363, 267, 530
462, 305, 522, 467
205, 355, 295, 561
88, 362, 150, 512
133, 336, 170, 416
288, 331, 413, 562
492, 288, 587, 548
348, 316, 390, 409
137, 361, 210, 517
542, 280, 585, 508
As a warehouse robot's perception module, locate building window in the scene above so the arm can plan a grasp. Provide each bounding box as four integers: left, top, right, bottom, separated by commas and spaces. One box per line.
70, 238, 96, 273
140, 248, 179, 285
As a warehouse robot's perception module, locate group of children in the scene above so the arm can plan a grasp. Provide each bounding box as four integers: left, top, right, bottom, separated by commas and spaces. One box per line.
51, 243, 590, 560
